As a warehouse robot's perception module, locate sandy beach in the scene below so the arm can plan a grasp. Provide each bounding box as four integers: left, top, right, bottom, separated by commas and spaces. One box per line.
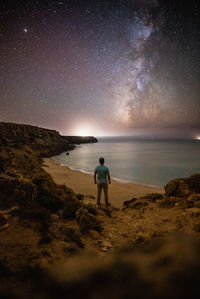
43, 158, 164, 208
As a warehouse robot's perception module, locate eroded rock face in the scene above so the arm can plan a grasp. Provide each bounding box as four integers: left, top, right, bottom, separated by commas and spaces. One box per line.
0, 122, 97, 157
165, 174, 200, 198
0, 122, 84, 157
160, 174, 200, 208
0, 122, 97, 211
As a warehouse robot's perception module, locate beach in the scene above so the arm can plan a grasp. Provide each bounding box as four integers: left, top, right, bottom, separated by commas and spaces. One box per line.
43, 158, 164, 208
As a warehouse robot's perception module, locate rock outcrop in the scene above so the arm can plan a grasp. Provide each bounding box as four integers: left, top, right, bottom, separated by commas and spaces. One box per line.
0, 122, 97, 157
123, 175, 200, 210
165, 174, 200, 197
0, 122, 101, 281
0, 122, 97, 210
123, 193, 163, 209
159, 174, 200, 208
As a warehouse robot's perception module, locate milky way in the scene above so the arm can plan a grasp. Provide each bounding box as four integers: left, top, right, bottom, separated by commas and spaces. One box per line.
0, 0, 200, 137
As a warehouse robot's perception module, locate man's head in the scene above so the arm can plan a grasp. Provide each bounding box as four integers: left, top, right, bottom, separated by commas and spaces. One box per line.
99, 157, 104, 165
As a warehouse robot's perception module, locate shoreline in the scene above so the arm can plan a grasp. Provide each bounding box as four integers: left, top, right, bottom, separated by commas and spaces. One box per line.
55, 160, 162, 189
43, 158, 164, 208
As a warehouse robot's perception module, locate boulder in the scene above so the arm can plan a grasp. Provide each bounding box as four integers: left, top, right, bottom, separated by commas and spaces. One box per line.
165, 178, 190, 197
32, 172, 76, 212
123, 198, 137, 208
96, 240, 112, 252
165, 174, 200, 198
86, 204, 98, 215
76, 206, 102, 233
129, 199, 149, 209
140, 193, 163, 202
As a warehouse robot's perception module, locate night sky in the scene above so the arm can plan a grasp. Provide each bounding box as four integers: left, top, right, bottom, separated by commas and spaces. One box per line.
0, 0, 200, 137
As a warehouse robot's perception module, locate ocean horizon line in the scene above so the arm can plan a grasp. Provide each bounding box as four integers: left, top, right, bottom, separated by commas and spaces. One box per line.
95, 135, 200, 141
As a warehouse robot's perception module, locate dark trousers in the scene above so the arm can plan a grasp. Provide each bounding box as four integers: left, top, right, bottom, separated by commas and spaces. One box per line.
97, 183, 109, 206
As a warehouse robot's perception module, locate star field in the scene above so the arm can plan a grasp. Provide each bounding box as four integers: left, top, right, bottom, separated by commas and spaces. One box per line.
0, 0, 200, 137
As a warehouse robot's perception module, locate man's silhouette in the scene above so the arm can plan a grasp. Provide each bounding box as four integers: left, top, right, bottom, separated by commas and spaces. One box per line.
94, 157, 111, 207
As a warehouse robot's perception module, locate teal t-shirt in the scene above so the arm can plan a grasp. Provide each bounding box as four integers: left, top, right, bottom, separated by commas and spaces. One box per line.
95, 165, 109, 184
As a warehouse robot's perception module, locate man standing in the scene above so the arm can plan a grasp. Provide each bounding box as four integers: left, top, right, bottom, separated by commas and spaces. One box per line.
94, 157, 111, 207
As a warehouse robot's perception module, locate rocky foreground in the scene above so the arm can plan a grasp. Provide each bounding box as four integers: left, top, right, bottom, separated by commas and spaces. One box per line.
1, 122, 200, 298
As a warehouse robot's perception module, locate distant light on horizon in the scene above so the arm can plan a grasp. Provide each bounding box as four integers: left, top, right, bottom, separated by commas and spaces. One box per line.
197, 136, 200, 140
72, 124, 116, 137
74, 126, 91, 136
73, 125, 100, 137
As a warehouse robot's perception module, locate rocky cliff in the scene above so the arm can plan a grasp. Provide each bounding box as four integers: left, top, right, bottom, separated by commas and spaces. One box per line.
0, 122, 97, 209
0, 122, 97, 157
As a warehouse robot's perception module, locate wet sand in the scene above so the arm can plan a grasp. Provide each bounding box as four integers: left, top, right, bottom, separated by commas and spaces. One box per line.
43, 158, 164, 208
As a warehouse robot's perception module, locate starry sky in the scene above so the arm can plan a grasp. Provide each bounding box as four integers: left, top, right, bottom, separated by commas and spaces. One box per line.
0, 0, 200, 137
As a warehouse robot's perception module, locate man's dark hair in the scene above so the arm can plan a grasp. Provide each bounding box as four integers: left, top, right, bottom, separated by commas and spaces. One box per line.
99, 157, 104, 165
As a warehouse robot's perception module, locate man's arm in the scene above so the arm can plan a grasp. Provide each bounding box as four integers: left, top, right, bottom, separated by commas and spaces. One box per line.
94, 170, 97, 184
107, 173, 111, 184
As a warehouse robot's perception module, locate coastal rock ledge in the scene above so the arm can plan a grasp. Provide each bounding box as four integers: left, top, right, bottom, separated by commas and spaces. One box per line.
0, 122, 97, 157
0, 122, 97, 209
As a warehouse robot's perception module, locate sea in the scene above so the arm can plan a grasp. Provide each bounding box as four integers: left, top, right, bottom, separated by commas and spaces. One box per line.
52, 137, 200, 188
